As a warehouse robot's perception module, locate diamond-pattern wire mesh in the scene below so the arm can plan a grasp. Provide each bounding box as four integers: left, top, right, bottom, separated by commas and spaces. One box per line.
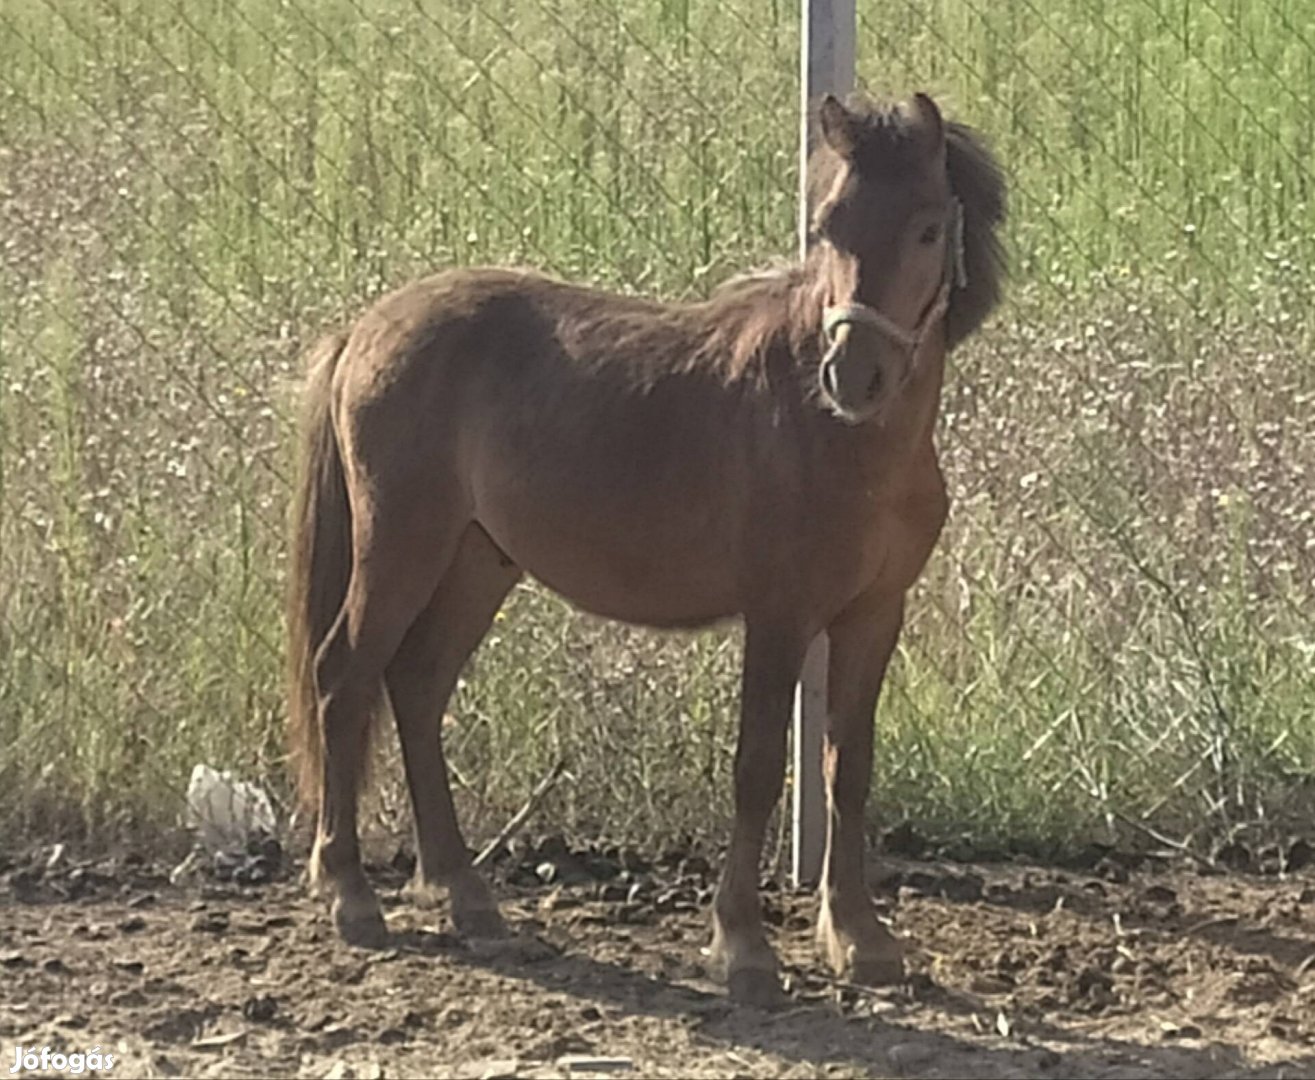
0, 0, 1310, 863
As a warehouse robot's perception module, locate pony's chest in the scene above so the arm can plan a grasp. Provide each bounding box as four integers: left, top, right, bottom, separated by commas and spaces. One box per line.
806, 466, 949, 599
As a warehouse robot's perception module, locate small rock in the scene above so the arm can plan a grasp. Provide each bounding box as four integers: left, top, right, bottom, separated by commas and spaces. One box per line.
234, 857, 276, 886
1095, 859, 1130, 884
118, 915, 147, 933
969, 974, 1013, 995
1215, 841, 1253, 872
942, 873, 985, 902
561, 1056, 633, 1073
882, 821, 925, 857
144, 1007, 209, 1044
887, 1042, 936, 1069
466, 1059, 519, 1080
1285, 839, 1313, 872
328, 960, 368, 985
1077, 967, 1114, 996
41, 957, 70, 975
191, 911, 229, 934
538, 1032, 595, 1058
248, 833, 282, 862
901, 870, 938, 896
212, 851, 244, 881
319, 1023, 362, 1050
193, 1031, 247, 1051
63, 867, 101, 900
241, 995, 278, 1023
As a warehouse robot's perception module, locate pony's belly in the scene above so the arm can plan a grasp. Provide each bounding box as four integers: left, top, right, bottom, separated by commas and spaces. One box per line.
532, 566, 740, 630
478, 504, 743, 630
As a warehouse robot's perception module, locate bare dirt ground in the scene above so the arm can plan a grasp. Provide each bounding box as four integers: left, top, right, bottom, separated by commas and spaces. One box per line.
3, 846, 1314, 1079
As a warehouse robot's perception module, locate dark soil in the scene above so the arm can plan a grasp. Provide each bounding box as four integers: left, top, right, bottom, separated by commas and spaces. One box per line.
3, 844, 1313, 1078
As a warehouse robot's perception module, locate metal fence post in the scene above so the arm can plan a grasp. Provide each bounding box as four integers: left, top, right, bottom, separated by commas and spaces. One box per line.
792, 0, 856, 888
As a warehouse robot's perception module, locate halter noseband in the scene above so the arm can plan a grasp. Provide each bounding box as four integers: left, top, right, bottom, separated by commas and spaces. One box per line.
821, 198, 966, 373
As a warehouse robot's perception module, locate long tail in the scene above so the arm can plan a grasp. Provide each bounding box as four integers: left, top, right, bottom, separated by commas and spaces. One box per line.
286, 332, 355, 816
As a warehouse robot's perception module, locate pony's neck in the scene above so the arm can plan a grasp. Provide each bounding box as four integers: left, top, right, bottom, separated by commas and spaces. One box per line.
694, 259, 825, 383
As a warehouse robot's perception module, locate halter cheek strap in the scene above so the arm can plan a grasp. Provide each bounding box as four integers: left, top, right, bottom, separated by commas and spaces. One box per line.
821, 198, 965, 374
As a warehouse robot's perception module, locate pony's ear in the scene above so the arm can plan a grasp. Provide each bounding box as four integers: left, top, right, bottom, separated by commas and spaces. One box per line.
909, 92, 945, 158
818, 94, 859, 157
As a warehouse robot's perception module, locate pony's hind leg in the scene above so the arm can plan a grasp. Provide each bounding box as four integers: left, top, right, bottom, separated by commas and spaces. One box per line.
386, 524, 520, 938
312, 510, 459, 947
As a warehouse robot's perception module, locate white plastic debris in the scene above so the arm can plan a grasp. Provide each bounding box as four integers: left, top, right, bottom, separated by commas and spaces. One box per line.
186, 763, 276, 851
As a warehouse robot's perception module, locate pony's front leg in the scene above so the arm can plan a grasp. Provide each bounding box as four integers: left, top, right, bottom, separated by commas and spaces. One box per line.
816, 591, 906, 984
708, 622, 807, 1006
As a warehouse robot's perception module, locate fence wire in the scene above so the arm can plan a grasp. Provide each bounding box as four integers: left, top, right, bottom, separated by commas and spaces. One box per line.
1, 0, 1311, 865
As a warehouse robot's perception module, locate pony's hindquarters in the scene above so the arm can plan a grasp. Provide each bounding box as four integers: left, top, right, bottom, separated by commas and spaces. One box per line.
284, 311, 512, 946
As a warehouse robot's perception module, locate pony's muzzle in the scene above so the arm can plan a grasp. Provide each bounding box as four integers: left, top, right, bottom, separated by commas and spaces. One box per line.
818, 323, 892, 421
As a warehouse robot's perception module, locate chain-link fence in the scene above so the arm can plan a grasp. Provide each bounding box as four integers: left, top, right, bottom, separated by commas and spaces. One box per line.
2, 0, 1311, 865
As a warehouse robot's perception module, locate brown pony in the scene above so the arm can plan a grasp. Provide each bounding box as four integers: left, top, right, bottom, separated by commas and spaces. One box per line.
287, 92, 1006, 1005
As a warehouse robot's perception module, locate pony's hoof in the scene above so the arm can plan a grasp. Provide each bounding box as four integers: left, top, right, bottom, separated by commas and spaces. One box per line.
727, 967, 784, 1008
818, 906, 905, 986
847, 952, 906, 986
453, 905, 508, 940
334, 903, 389, 949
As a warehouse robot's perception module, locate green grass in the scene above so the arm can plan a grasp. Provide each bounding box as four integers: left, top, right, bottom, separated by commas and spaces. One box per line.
0, 0, 1311, 860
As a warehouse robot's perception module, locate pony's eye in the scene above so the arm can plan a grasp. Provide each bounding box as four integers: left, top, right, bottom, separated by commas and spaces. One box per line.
918, 223, 942, 245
